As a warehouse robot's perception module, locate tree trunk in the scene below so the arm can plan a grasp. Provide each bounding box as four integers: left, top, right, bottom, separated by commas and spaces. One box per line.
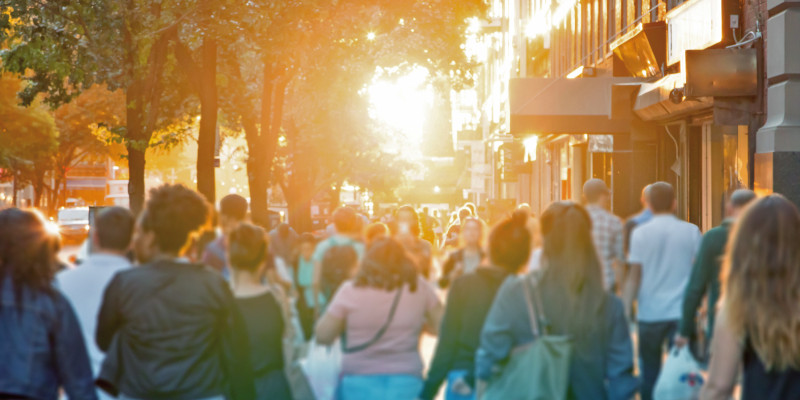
196, 37, 218, 204
32, 177, 43, 208
126, 88, 147, 215
288, 191, 313, 233
12, 171, 18, 207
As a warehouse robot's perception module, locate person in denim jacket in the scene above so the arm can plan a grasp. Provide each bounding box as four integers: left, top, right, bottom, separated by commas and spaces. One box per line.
476, 202, 639, 400
0, 208, 97, 400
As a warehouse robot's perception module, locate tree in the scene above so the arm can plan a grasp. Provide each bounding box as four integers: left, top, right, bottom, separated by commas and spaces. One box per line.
51, 84, 125, 211
0, 71, 58, 207
219, 0, 486, 227
0, 1, 192, 214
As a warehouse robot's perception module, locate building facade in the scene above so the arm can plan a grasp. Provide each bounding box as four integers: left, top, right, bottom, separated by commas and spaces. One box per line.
465, 0, 777, 228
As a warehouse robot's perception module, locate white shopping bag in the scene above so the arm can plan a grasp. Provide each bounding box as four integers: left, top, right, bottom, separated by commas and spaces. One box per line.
653, 346, 705, 400
299, 339, 342, 400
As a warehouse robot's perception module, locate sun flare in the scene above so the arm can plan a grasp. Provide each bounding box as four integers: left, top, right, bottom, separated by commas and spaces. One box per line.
367, 67, 433, 148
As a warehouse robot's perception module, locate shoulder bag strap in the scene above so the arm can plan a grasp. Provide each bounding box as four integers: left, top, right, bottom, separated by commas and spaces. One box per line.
522, 275, 541, 338
343, 287, 404, 353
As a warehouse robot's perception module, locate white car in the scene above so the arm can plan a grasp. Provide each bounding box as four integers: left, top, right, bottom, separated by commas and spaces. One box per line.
57, 207, 90, 243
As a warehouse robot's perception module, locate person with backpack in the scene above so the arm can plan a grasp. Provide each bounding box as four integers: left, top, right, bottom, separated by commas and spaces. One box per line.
315, 238, 443, 400
476, 201, 638, 400
701, 195, 800, 400
95, 184, 255, 400
312, 206, 365, 312
0, 208, 97, 400
229, 223, 294, 399
421, 212, 527, 400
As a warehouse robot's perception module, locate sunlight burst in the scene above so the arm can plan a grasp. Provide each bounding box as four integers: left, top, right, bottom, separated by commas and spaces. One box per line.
367, 66, 433, 149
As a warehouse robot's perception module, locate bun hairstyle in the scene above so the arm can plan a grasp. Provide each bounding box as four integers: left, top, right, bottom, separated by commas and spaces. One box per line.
489, 211, 531, 272
228, 223, 268, 271
141, 184, 210, 253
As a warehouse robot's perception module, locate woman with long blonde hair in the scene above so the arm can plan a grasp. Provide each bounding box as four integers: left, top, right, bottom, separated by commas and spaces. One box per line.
701, 194, 800, 399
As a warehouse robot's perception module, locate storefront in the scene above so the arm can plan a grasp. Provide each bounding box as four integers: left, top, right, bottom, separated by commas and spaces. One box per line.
509, 76, 644, 217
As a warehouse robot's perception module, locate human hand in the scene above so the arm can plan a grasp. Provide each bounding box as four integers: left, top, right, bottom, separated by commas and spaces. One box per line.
674, 334, 689, 349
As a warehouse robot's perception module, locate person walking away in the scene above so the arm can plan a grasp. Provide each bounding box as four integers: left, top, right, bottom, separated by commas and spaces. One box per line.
476, 202, 638, 399
320, 244, 359, 306
203, 194, 249, 279
294, 233, 319, 341
583, 179, 624, 292
419, 207, 440, 248
675, 189, 756, 356
421, 212, 529, 400
438, 217, 485, 289
56, 207, 134, 400
0, 208, 98, 400
364, 222, 389, 248
229, 223, 294, 399
624, 182, 701, 400
315, 238, 443, 400
623, 185, 653, 256
95, 184, 255, 400
312, 206, 365, 312
395, 205, 434, 279
270, 223, 299, 264
701, 194, 800, 399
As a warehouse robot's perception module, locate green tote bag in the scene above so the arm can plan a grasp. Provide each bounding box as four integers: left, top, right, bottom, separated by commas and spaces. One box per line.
484, 277, 573, 400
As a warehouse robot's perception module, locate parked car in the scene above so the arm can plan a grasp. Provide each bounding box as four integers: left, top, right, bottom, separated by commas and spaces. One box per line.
57, 207, 90, 243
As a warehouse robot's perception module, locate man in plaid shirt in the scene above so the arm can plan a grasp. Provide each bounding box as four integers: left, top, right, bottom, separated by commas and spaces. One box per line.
583, 179, 624, 291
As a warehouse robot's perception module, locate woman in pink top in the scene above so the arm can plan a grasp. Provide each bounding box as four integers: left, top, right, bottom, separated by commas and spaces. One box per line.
316, 238, 443, 400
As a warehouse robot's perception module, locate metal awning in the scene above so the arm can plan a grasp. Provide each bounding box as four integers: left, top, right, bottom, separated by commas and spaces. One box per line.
510, 77, 643, 135
634, 73, 713, 121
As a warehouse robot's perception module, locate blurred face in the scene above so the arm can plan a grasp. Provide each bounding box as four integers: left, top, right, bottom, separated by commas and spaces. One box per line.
462, 220, 481, 247
397, 210, 415, 226
300, 241, 315, 260
132, 216, 156, 263
220, 215, 242, 236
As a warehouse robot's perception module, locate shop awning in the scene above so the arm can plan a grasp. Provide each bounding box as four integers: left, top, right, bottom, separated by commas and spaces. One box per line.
634, 73, 713, 121
510, 77, 643, 135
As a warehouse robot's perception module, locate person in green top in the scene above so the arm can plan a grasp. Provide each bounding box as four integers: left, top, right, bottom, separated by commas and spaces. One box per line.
311, 206, 366, 313
676, 189, 756, 351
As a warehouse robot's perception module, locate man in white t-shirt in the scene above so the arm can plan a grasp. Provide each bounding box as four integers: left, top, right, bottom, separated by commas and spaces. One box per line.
625, 182, 701, 400
56, 207, 135, 400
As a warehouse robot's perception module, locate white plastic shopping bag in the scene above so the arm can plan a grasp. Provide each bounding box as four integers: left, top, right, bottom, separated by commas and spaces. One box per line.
653, 346, 705, 400
299, 338, 342, 400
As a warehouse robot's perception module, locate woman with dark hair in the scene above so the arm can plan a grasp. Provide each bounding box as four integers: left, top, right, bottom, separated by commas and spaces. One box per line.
228, 223, 294, 399
95, 184, 255, 400
0, 208, 97, 400
438, 217, 486, 289
315, 238, 443, 400
395, 205, 433, 279
421, 212, 527, 400
701, 195, 800, 400
476, 202, 638, 400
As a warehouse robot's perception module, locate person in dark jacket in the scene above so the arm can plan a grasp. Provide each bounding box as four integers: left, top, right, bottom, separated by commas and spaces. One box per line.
0, 208, 97, 400
675, 189, 755, 353
421, 212, 529, 400
95, 184, 255, 400
476, 202, 639, 400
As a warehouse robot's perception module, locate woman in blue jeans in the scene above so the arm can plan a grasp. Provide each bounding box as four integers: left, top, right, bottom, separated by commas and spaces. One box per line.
316, 238, 443, 400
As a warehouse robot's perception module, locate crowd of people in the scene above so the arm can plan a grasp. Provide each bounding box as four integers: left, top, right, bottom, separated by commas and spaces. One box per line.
1, 179, 799, 400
